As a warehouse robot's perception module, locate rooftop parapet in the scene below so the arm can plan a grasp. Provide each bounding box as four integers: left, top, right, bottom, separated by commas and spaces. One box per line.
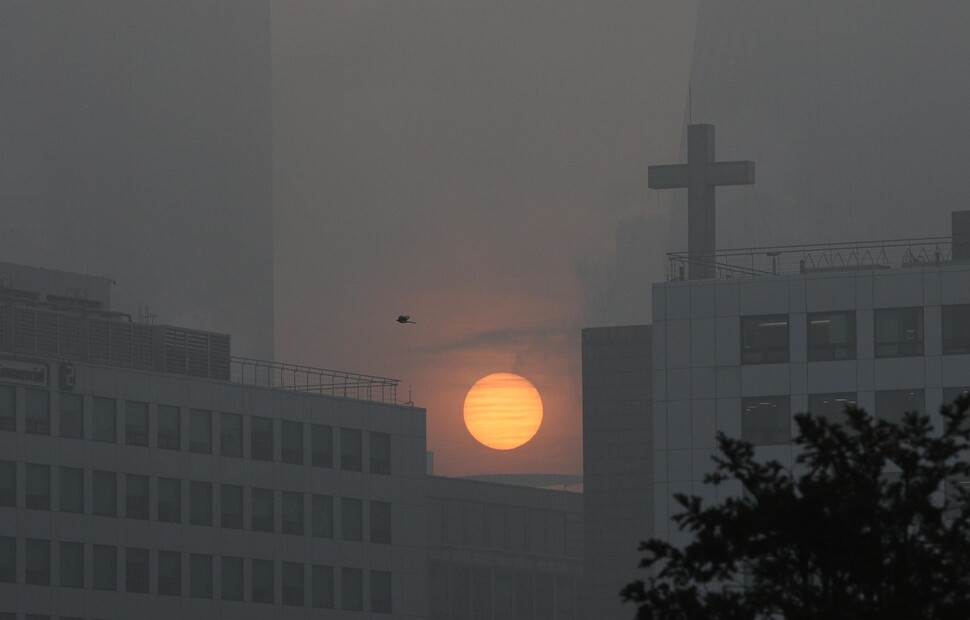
231, 357, 399, 405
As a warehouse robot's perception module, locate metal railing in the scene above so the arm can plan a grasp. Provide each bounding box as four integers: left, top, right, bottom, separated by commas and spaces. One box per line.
667, 236, 955, 281
231, 357, 399, 404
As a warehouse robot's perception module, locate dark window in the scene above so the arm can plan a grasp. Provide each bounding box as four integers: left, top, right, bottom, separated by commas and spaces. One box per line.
125, 401, 149, 446
157, 405, 180, 450
514, 571, 533, 620
189, 481, 212, 526
25, 538, 50, 585
25, 463, 50, 510
0, 385, 15, 431
311, 423, 333, 467
371, 570, 392, 614
282, 491, 304, 535
282, 562, 304, 606
158, 550, 181, 596
944, 387, 970, 405
312, 494, 333, 538
126, 474, 149, 520
252, 559, 274, 603
93, 470, 117, 516
92, 397, 116, 442
341, 567, 363, 611
281, 420, 303, 464
340, 428, 362, 471
943, 305, 970, 354
807, 311, 856, 361
220, 412, 242, 457
251, 487, 274, 532
189, 409, 211, 454
251, 416, 273, 461
125, 547, 149, 593
875, 389, 925, 423
370, 500, 392, 544
741, 396, 791, 446
341, 497, 362, 541
370, 432, 391, 474
220, 484, 243, 529
58, 392, 84, 439
741, 315, 789, 364
0, 536, 14, 582
25, 388, 50, 435
59, 541, 84, 588
874, 307, 924, 357
312, 564, 334, 608
93, 544, 117, 591
190, 553, 213, 598
59, 466, 84, 513
808, 392, 858, 422
0, 460, 16, 507
157, 477, 181, 522
221, 556, 243, 601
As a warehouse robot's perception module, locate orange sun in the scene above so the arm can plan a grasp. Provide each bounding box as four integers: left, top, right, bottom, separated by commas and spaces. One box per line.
463, 373, 543, 450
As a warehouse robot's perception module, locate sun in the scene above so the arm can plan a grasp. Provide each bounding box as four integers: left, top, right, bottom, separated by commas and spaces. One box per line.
463, 373, 543, 450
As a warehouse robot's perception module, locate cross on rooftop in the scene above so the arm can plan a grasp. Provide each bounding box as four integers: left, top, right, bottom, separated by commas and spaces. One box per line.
648, 124, 755, 280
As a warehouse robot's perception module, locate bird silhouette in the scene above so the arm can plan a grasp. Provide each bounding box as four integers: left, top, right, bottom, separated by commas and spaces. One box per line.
397, 315, 416, 324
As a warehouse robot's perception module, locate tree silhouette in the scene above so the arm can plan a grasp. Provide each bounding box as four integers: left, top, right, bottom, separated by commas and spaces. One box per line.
623, 398, 970, 619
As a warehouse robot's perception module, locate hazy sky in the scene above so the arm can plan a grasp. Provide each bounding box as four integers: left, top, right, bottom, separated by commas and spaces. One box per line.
272, 1, 699, 476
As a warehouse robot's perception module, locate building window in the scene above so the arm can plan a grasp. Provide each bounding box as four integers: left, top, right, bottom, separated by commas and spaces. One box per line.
371, 570, 392, 614
157, 477, 181, 523
312, 494, 334, 538
0, 385, 15, 432
944, 387, 970, 405
157, 405, 181, 450
221, 556, 243, 601
311, 424, 333, 468
25, 463, 50, 510
0, 461, 14, 507
807, 311, 856, 361
282, 491, 304, 535
251, 487, 275, 532
741, 315, 789, 364
312, 564, 334, 609
93, 544, 117, 591
370, 432, 391, 475
93, 470, 117, 516
58, 392, 83, 439
341, 497, 363, 541
370, 500, 392, 544
943, 305, 970, 354
92, 397, 116, 443
220, 412, 243, 457
189, 481, 212, 526
808, 392, 858, 422
281, 421, 303, 464
190, 554, 213, 599
341, 428, 362, 471
125, 401, 149, 446
59, 541, 84, 588
874, 307, 923, 357
875, 389, 925, 423
158, 550, 181, 596
282, 562, 304, 606
25, 388, 50, 435
741, 396, 791, 446
189, 409, 211, 454
251, 416, 274, 461
342, 567, 363, 611
252, 559, 275, 603
126, 474, 149, 520
0, 536, 13, 583
125, 547, 149, 593
59, 467, 84, 513
220, 484, 243, 529
25, 538, 50, 585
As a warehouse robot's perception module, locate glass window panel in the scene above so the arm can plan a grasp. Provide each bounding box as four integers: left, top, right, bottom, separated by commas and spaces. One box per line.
25, 538, 50, 585
341, 567, 363, 611
92, 397, 116, 443
252, 559, 274, 603
312, 564, 334, 608
157, 477, 181, 522
125, 474, 149, 520
944, 387, 970, 405
25, 463, 50, 510
157, 550, 181, 596
125, 547, 149, 593
282, 491, 304, 535
555, 575, 577, 620
0, 385, 15, 432
220, 484, 243, 529
370, 431, 391, 475
535, 573, 554, 620
220, 412, 242, 457
251, 416, 273, 461
312, 494, 333, 538
340, 428, 362, 471
125, 401, 148, 446
943, 304, 970, 354
808, 392, 858, 422
341, 497, 362, 541
25, 388, 50, 435
0, 461, 15, 507
157, 405, 180, 450
370, 500, 391, 544
450, 565, 471, 620
281, 420, 303, 464
874, 307, 924, 358
430, 562, 449, 619
189, 409, 211, 454
93, 470, 117, 516
741, 315, 789, 364
807, 311, 856, 361
93, 545, 117, 591
514, 571, 534, 620
59, 466, 84, 513
251, 487, 274, 532
58, 392, 83, 439
494, 569, 514, 619
189, 553, 213, 598
741, 396, 791, 446
282, 562, 304, 606
0, 536, 13, 583
311, 423, 333, 467
371, 570, 392, 614
221, 556, 243, 601
875, 389, 925, 423
189, 481, 212, 526
59, 541, 83, 588
473, 566, 492, 620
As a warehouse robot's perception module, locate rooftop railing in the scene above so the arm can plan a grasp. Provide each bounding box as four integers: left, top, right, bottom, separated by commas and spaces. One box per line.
231, 357, 399, 404
667, 236, 955, 281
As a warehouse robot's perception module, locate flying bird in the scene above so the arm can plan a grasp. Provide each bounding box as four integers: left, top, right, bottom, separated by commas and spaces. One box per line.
397, 315, 416, 324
